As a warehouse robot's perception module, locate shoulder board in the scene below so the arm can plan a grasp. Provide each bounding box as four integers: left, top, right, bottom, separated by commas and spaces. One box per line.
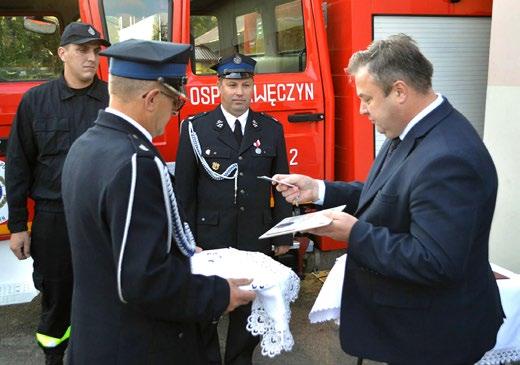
181, 112, 208, 128
259, 111, 280, 124
184, 112, 208, 123
127, 133, 155, 158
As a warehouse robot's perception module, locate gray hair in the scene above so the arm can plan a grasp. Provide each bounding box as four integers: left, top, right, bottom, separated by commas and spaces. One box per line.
108, 74, 157, 102
347, 34, 433, 95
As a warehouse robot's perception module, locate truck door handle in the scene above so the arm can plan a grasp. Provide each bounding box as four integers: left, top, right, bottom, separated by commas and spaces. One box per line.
287, 113, 324, 123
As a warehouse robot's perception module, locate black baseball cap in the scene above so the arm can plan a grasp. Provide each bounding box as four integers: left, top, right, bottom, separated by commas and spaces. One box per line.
60, 22, 110, 47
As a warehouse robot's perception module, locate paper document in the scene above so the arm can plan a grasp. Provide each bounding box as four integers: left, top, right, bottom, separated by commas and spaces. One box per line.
259, 205, 346, 239
257, 175, 296, 188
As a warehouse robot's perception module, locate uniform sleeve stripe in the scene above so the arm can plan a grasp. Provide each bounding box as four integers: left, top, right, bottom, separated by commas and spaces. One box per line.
117, 153, 137, 304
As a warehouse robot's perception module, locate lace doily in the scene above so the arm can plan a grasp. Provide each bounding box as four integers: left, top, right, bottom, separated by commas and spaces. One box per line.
191, 248, 300, 357
477, 348, 520, 365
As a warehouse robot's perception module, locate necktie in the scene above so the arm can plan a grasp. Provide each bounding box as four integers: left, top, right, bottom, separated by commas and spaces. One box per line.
234, 119, 243, 145
380, 137, 401, 171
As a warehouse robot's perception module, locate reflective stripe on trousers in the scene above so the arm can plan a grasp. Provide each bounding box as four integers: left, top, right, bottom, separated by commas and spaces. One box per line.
36, 326, 71, 348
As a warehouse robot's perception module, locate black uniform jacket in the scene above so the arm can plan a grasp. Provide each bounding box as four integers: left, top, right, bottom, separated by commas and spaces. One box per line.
323, 99, 503, 364
6, 75, 108, 232
175, 106, 292, 254
62, 110, 229, 365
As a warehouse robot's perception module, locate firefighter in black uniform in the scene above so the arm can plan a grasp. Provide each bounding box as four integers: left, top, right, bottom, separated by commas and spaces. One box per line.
5, 22, 110, 365
61, 39, 255, 364
175, 54, 293, 365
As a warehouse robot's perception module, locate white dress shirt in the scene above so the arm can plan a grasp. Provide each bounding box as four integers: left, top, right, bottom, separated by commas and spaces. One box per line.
105, 107, 153, 142
221, 105, 249, 134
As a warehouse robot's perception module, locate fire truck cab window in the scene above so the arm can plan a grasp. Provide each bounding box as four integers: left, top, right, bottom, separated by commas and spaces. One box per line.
0, 16, 61, 82
102, 0, 171, 43
191, 0, 306, 75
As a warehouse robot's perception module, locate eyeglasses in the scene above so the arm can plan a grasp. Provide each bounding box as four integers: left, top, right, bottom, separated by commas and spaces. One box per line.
160, 91, 186, 114
142, 89, 187, 115
157, 77, 189, 115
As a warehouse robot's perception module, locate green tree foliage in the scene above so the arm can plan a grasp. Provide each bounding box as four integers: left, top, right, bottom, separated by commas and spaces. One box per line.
0, 16, 61, 81
191, 15, 218, 39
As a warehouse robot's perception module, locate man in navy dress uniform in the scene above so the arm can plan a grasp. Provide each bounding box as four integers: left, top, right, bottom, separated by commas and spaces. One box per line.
61, 39, 255, 364
175, 54, 292, 364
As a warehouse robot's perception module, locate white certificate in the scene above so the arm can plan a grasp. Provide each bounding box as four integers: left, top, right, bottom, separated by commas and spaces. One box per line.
259, 205, 346, 239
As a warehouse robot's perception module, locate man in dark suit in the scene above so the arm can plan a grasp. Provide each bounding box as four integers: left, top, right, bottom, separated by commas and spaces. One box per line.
175, 54, 292, 364
274, 34, 504, 364
61, 39, 255, 364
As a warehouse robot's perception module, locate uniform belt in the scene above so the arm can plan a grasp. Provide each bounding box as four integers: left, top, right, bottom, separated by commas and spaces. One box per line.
35, 200, 64, 213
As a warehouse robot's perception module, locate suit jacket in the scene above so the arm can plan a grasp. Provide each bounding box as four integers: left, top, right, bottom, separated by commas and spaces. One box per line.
323, 99, 504, 364
175, 106, 292, 253
62, 111, 229, 364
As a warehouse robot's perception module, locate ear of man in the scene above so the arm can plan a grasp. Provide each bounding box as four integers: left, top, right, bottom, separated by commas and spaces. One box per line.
143, 88, 161, 112
393, 80, 408, 103
57, 46, 67, 62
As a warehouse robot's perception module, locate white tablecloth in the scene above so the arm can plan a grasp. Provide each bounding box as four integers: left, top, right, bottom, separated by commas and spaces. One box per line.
309, 255, 520, 364
477, 266, 520, 364
191, 248, 300, 358
308, 254, 346, 324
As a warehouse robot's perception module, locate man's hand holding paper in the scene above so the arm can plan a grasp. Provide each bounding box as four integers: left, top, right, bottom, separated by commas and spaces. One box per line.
271, 173, 358, 241
308, 210, 358, 242
272, 173, 319, 205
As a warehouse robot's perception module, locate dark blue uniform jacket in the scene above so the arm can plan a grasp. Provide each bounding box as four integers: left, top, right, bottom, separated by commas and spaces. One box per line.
62, 110, 229, 364
175, 106, 292, 254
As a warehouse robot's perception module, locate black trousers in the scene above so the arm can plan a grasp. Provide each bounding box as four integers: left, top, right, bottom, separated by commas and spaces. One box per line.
202, 304, 260, 365
31, 209, 73, 355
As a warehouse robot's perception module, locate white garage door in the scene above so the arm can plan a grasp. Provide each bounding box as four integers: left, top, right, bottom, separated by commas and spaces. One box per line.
373, 16, 491, 155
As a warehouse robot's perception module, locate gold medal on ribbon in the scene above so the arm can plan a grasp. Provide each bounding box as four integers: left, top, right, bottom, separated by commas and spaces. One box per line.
212, 162, 220, 171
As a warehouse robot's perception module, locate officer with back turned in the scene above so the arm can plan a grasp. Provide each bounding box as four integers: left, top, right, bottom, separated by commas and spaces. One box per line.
61, 39, 255, 364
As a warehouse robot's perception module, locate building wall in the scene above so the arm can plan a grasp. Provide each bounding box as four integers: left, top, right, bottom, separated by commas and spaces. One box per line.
484, 0, 520, 272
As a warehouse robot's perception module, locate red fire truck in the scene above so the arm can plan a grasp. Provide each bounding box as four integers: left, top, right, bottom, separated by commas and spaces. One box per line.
0, 0, 493, 251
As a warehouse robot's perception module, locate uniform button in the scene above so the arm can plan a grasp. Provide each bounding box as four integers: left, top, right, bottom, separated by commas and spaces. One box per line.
201, 217, 206, 222
240, 206, 245, 211
240, 189, 245, 194
238, 156, 243, 160
178, 332, 184, 339
239, 172, 244, 176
